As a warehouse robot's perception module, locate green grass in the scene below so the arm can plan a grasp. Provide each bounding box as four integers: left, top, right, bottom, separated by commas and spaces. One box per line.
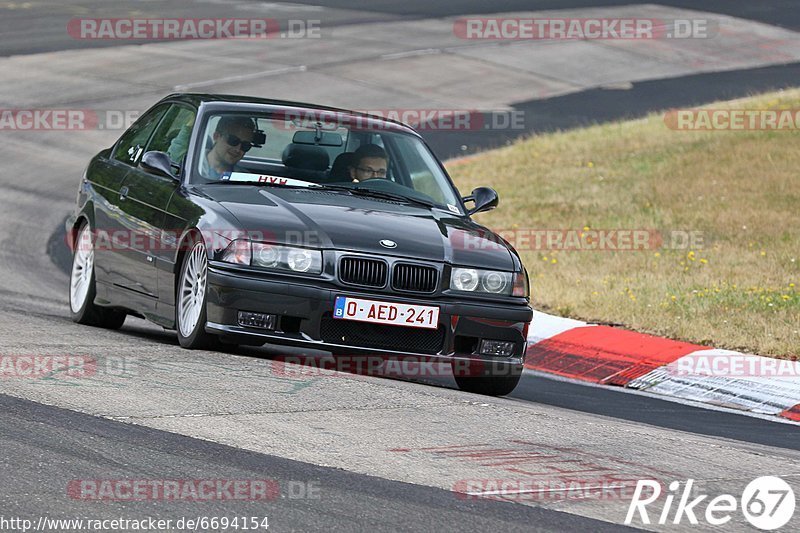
446, 89, 800, 357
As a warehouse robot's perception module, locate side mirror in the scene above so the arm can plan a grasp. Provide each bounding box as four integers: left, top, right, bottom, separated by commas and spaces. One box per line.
463, 187, 499, 215
141, 151, 179, 180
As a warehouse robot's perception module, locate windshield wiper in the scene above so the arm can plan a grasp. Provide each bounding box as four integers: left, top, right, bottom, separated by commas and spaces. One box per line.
313, 184, 437, 208
355, 188, 436, 208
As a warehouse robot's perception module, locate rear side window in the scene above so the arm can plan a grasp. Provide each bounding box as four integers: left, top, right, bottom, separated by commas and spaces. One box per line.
112, 104, 169, 165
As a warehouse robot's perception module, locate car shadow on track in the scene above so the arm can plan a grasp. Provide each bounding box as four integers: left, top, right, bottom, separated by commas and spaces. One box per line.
117, 315, 462, 391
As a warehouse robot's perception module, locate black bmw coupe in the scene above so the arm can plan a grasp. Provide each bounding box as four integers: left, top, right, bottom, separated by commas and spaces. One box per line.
67, 94, 532, 395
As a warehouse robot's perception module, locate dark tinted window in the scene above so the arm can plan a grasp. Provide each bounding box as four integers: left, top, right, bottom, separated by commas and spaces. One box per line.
112, 104, 168, 165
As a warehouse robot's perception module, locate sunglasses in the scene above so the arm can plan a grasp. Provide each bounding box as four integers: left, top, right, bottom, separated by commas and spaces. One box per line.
224, 133, 253, 153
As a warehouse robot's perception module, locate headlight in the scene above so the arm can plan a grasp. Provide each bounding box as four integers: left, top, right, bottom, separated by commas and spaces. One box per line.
220, 239, 251, 265
254, 244, 280, 267
452, 268, 479, 291
450, 267, 527, 297
286, 248, 314, 272
222, 240, 322, 274
483, 271, 507, 293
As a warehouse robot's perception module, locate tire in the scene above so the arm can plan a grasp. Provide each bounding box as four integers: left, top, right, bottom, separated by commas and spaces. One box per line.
452, 360, 523, 396
69, 222, 126, 329
175, 239, 219, 349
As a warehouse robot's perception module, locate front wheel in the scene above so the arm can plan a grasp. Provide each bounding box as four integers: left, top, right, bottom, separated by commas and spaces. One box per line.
69, 222, 126, 329
176, 240, 218, 349
452, 360, 523, 396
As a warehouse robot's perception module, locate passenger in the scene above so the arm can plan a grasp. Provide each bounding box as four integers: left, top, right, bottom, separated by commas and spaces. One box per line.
349, 144, 388, 182
201, 116, 257, 179
166, 116, 194, 164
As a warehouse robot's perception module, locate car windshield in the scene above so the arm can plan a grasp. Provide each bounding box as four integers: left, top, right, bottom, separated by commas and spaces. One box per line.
191, 111, 464, 214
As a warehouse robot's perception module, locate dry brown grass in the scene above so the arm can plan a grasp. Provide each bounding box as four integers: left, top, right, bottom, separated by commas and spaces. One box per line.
446, 89, 800, 357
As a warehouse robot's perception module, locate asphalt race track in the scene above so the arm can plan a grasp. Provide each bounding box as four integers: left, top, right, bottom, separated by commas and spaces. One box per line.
2, 394, 630, 532
2, 0, 798, 57
1, 1, 798, 532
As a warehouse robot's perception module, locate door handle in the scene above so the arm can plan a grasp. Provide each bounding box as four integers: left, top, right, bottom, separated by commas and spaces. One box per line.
119, 186, 129, 201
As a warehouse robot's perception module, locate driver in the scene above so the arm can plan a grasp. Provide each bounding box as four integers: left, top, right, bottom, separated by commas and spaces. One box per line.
201, 116, 257, 180
349, 144, 388, 183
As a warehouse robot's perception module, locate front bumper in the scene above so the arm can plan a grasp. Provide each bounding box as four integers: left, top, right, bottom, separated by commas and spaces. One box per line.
205, 264, 532, 365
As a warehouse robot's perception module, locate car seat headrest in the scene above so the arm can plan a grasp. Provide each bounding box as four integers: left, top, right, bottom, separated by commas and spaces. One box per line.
282, 144, 330, 171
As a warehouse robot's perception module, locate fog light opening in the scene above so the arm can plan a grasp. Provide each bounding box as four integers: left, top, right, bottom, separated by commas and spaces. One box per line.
479, 339, 515, 357
237, 311, 277, 330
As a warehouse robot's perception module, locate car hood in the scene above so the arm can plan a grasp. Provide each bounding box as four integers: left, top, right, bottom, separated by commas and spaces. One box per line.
199, 185, 516, 271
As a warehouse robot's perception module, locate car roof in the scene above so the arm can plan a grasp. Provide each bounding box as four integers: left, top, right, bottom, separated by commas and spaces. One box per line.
161, 93, 419, 135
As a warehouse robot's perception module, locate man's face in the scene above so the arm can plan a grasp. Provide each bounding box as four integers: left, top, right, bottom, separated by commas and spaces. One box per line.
211, 124, 255, 168
351, 156, 388, 181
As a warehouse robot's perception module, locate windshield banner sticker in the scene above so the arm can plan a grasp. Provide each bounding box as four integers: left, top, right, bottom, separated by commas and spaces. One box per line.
221, 172, 315, 187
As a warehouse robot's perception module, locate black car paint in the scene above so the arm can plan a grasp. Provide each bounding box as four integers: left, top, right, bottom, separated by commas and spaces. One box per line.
67, 94, 532, 364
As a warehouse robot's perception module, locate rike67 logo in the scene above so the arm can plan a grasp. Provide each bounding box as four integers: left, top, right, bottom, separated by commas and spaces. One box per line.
625, 476, 795, 530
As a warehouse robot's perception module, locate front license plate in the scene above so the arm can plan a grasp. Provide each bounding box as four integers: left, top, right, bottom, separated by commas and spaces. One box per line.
333, 296, 439, 330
